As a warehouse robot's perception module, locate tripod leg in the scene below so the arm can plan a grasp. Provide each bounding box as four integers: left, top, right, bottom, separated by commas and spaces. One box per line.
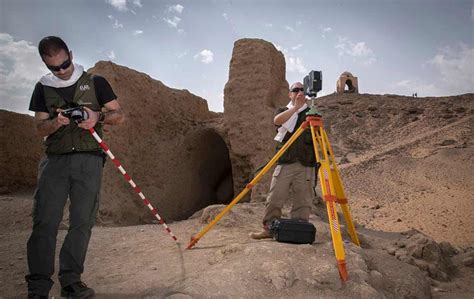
320, 129, 360, 246
310, 125, 348, 281
187, 124, 308, 249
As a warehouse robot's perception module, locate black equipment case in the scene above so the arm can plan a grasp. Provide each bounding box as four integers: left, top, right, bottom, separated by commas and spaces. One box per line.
270, 218, 316, 244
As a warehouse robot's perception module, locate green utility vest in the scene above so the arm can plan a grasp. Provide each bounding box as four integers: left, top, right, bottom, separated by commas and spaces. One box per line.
43, 72, 103, 154
276, 107, 316, 167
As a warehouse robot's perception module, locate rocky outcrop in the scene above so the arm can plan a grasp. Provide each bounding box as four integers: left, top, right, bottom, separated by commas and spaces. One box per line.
223, 38, 288, 202
0, 110, 43, 192
88, 62, 233, 224
179, 203, 436, 298
383, 229, 456, 281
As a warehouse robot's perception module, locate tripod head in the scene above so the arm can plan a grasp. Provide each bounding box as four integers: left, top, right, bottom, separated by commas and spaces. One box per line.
303, 70, 323, 116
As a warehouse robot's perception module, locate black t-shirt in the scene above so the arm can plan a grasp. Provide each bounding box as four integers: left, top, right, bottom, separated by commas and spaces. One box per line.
29, 74, 117, 113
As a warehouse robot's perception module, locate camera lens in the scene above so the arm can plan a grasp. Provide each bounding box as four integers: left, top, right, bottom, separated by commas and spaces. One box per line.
70, 110, 83, 120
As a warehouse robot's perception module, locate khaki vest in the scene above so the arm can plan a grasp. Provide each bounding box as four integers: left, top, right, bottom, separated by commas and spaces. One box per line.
43, 72, 103, 154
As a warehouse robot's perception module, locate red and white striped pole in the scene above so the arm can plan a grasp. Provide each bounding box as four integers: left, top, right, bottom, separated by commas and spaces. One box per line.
88, 128, 178, 243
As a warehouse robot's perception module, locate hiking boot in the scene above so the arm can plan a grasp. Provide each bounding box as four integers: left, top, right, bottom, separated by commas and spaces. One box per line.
27, 294, 48, 299
249, 229, 272, 240
60, 281, 95, 298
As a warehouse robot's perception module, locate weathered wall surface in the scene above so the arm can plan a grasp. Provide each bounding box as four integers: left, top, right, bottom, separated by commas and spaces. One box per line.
88, 62, 233, 224
223, 38, 288, 202
0, 110, 43, 192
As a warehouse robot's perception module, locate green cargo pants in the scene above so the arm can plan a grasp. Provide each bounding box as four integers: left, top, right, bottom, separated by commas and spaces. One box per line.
26, 153, 103, 296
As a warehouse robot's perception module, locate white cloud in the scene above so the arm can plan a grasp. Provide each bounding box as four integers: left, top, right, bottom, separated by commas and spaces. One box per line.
396, 80, 412, 87
107, 50, 116, 60
287, 56, 307, 73
221, 12, 237, 32
335, 37, 347, 54
428, 44, 474, 94
350, 42, 373, 56
0, 33, 46, 114
163, 6, 185, 34
108, 15, 123, 29
105, 0, 142, 12
132, 0, 142, 8
389, 79, 441, 97
291, 44, 303, 51
163, 16, 181, 28
194, 49, 214, 64
168, 4, 184, 14
265, 23, 273, 28
133, 30, 143, 35
335, 37, 376, 65
275, 44, 307, 74
284, 25, 294, 32
113, 19, 123, 28
389, 45, 474, 97
105, 0, 128, 12
177, 51, 188, 58
321, 27, 332, 39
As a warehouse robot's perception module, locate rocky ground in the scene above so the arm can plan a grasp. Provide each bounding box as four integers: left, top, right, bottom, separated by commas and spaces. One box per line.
1, 189, 473, 298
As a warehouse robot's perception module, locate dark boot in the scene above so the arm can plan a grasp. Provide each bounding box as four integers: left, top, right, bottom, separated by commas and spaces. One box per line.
60, 281, 95, 298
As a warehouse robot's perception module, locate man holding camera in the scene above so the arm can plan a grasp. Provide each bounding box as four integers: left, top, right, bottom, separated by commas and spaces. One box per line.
250, 82, 317, 240
26, 36, 124, 298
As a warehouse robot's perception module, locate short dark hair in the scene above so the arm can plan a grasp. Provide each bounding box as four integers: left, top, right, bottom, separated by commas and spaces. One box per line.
38, 36, 70, 57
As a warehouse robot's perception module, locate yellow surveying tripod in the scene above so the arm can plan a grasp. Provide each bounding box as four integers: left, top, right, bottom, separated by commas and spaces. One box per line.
187, 98, 360, 281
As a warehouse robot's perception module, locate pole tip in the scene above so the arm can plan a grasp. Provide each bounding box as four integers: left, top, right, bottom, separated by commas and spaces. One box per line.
337, 261, 348, 281
186, 236, 198, 250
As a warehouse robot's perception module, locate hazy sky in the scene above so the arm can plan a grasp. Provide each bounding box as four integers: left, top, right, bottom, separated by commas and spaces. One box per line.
1, 0, 473, 115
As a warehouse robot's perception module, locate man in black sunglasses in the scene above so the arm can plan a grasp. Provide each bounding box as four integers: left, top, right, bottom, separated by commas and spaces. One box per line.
250, 82, 317, 240
26, 36, 125, 298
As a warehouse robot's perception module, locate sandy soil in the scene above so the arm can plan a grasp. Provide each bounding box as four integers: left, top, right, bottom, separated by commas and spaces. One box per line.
1, 190, 474, 298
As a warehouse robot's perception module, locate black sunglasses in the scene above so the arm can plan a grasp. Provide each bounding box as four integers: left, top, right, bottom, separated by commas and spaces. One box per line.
46, 58, 72, 72
290, 87, 304, 93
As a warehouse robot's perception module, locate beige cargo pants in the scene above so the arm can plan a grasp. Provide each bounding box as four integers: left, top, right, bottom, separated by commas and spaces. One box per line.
263, 162, 315, 226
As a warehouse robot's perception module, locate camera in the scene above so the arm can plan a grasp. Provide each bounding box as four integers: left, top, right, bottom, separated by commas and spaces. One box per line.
303, 70, 322, 97
61, 106, 89, 123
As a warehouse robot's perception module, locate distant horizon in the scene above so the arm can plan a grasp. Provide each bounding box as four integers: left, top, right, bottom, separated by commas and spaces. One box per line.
2, 56, 472, 118
1, 54, 473, 116
1, 0, 472, 115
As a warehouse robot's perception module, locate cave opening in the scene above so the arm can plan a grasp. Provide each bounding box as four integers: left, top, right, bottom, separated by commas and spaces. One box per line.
183, 128, 234, 218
